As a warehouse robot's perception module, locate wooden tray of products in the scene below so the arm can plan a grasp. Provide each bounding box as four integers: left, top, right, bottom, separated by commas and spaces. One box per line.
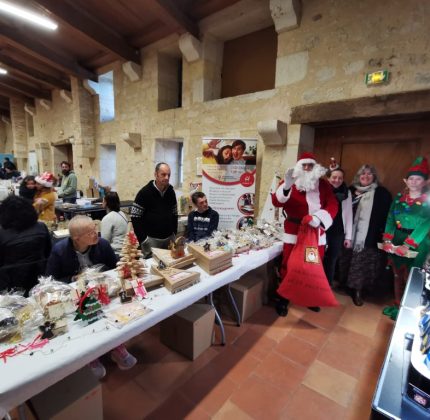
187, 243, 233, 274
151, 247, 196, 269
151, 265, 200, 293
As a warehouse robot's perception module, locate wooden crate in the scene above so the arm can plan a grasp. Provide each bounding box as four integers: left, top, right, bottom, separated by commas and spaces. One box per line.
187, 243, 233, 274
151, 248, 196, 269
151, 265, 200, 294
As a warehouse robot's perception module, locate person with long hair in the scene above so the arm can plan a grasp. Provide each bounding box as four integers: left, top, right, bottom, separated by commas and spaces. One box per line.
339, 164, 392, 306
382, 157, 430, 318
215, 145, 233, 165
101, 191, 128, 254
0, 196, 51, 294
323, 167, 353, 285
19, 175, 37, 202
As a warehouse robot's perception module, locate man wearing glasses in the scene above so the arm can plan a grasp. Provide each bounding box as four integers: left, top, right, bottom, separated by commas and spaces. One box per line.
46, 215, 117, 282
45, 215, 136, 376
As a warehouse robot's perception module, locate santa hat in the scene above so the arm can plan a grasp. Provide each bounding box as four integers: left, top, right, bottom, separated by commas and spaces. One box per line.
35, 172, 55, 188
296, 152, 317, 166
407, 156, 429, 180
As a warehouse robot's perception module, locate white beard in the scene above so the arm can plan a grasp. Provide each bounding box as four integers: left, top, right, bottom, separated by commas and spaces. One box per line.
293, 163, 327, 192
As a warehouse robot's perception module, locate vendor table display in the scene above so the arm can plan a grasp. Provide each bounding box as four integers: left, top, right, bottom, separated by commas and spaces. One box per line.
0, 221, 283, 417
55, 200, 133, 220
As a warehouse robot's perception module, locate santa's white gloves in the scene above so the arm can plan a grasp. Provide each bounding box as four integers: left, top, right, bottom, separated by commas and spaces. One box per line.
302, 215, 321, 228
283, 168, 294, 190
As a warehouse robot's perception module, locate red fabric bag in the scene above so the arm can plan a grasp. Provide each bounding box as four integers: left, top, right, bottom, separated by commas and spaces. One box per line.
277, 224, 338, 307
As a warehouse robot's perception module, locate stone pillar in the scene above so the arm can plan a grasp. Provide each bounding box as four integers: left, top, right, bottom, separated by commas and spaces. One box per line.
71, 77, 96, 160
285, 123, 315, 168
35, 142, 51, 173
10, 98, 28, 166
182, 35, 223, 105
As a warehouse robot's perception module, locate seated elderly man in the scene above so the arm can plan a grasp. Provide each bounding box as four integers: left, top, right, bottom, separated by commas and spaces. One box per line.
46, 215, 117, 282
46, 215, 136, 377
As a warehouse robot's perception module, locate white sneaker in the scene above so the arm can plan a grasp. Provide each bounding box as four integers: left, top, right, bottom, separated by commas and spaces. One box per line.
111, 344, 137, 370
89, 358, 106, 379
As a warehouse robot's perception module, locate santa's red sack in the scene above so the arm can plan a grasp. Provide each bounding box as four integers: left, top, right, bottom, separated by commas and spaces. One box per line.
277, 224, 339, 307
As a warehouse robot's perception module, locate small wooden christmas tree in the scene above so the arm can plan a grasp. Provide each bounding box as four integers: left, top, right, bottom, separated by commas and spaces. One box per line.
74, 289, 103, 325
116, 224, 146, 301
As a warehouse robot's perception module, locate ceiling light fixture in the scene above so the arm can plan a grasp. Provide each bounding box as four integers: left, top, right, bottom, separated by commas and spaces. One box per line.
0, 68, 7, 75
0, 0, 58, 30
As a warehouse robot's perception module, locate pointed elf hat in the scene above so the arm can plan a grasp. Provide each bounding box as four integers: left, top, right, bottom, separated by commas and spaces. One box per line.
407, 156, 429, 180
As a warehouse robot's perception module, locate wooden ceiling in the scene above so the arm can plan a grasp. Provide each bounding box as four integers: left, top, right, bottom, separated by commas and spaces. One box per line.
0, 0, 241, 115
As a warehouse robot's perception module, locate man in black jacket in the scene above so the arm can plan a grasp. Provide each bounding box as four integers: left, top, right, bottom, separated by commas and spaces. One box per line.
187, 192, 219, 242
46, 215, 117, 283
131, 162, 178, 258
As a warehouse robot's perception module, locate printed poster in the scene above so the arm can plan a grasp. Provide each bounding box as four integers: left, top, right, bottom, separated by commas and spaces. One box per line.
202, 137, 257, 230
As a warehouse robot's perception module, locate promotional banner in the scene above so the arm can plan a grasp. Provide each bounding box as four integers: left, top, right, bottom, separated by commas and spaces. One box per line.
202, 137, 257, 230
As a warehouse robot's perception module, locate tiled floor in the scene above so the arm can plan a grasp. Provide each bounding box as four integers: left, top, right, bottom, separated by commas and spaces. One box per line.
97, 292, 394, 420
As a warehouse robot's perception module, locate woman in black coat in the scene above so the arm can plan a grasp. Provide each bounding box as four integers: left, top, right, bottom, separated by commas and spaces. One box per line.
0, 196, 51, 294
339, 164, 392, 306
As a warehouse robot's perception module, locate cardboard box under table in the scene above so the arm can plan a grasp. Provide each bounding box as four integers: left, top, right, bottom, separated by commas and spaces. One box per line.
220, 270, 264, 322
30, 366, 102, 420
160, 303, 215, 360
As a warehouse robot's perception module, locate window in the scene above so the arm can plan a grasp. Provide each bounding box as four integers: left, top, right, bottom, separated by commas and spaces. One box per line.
88, 71, 115, 122
100, 145, 117, 191
154, 139, 184, 189
158, 53, 183, 111
221, 26, 277, 98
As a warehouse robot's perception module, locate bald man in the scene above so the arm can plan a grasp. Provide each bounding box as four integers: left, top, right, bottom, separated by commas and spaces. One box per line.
131, 162, 178, 258
46, 215, 117, 283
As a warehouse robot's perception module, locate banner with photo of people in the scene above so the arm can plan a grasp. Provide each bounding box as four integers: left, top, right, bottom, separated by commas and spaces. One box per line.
201, 137, 257, 230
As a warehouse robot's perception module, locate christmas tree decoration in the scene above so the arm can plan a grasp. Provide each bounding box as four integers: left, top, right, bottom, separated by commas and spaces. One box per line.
116, 225, 147, 302
74, 289, 103, 325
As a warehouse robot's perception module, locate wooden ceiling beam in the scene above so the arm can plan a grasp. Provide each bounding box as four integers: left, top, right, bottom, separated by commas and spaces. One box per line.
0, 52, 70, 90
34, 0, 140, 64
0, 86, 33, 103
0, 24, 97, 81
151, 0, 199, 38
0, 76, 51, 99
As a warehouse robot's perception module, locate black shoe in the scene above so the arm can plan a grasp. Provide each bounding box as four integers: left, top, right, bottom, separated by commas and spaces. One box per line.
352, 290, 363, 306
275, 298, 289, 317
307, 306, 321, 312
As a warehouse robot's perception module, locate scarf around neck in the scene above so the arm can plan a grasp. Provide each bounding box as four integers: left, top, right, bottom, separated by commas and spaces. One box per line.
351, 182, 378, 251
333, 182, 348, 202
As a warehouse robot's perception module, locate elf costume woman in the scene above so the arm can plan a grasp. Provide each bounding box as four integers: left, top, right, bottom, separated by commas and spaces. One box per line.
382, 156, 430, 312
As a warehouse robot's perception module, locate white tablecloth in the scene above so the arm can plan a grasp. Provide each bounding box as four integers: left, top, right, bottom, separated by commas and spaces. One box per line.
0, 243, 282, 416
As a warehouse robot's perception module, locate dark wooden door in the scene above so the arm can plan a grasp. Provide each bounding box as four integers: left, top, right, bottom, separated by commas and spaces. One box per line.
313, 118, 430, 197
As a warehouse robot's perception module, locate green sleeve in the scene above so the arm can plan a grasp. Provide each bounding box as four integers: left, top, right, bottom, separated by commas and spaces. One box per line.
407, 207, 430, 249
384, 200, 396, 236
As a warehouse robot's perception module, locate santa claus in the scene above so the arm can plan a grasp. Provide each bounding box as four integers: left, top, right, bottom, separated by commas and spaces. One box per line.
272, 152, 338, 316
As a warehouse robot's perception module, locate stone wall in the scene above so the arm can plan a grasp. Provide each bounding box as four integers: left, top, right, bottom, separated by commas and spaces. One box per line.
8, 0, 430, 215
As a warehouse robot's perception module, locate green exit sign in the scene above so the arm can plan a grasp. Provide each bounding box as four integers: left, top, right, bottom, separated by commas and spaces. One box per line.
365, 70, 389, 85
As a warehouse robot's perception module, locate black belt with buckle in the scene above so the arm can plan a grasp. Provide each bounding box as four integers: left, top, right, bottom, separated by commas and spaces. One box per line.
396, 226, 413, 234
286, 216, 301, 225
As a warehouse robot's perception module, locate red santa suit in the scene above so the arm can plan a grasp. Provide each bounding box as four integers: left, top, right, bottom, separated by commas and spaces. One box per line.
272, 162, 338, 279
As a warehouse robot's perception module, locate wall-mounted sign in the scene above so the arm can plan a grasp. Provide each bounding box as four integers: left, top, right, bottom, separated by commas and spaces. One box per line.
365, 70, 389, 86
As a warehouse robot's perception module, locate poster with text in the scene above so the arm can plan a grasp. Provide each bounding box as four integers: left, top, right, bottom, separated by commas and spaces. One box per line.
202, 137, 257, 230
